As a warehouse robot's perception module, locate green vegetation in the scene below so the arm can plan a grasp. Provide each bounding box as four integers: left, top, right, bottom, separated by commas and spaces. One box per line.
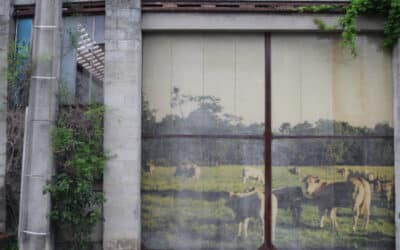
297, 4, 344, 13
142, 165, 395, 250
45, 105, 106, 250
339, 0, 400, 55
0, 41, 33, 234
297, 1, 400, 56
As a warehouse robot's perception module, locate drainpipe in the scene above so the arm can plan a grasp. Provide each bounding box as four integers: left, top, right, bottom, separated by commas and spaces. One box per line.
18, 0, 62, 249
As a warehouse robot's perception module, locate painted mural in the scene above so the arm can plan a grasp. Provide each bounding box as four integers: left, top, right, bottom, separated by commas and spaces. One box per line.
141, 33, 395, 250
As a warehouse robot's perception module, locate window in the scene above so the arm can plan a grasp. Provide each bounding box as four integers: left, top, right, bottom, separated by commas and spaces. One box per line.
61, 15, 105, 104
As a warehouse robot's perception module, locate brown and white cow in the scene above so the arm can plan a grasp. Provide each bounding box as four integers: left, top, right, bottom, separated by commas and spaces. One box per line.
337, 168, 375, 193
303, 175, 371, 232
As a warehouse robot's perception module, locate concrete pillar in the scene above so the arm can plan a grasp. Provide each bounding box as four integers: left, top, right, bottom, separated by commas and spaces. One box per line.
18, 0, 62, 249
394, 39, 400, 250
0, 0, 11, 234
103, 0, 142, 249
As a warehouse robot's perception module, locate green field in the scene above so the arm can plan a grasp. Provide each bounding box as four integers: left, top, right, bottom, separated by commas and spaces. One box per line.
141, 166, 395, 250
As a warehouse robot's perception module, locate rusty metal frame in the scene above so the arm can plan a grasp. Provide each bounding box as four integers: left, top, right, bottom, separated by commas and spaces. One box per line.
13, 1, 348, 17
13, 2, 105, 17
261, 32, 275, 250
141, 1, 346, 13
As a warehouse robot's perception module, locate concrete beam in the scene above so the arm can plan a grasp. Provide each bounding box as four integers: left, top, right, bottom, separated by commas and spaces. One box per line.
394, 39, 400, 250
103, 0, 142, 249
142, 12, 383, 31
18, 0, 62, 249
0, 0, 11, 234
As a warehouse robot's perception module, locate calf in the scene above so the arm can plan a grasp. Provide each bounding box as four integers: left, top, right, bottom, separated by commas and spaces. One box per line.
380, 179, 394, 208
143, 161, 156, 175
226, 189, 266, 239
303, 175, 371, 232
188, 163, 201, 180
272, 186, 304, 226
242, 167, 264, 184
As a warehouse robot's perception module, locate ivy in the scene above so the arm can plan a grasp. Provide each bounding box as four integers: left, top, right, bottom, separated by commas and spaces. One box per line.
44, 105, 106, 250
297, 4, 343, 13
298, 1, 400, 56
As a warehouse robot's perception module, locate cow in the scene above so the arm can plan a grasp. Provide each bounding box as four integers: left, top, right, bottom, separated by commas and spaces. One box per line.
303, 175, 371, 232
242, 167, 264, 184
379, 179, 394, 208
337, 168, 375, 193
288, 166, 300, 176
188, 163, 201, 180
143, 161, 156, 175
272, 186, 304, 226
226, 188, 277, 240
174, 162, 201, 180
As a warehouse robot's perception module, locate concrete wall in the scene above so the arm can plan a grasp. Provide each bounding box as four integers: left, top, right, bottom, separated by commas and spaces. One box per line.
103, 0, 142, 249
0, 0, 10, 234
142, 13, 384, 31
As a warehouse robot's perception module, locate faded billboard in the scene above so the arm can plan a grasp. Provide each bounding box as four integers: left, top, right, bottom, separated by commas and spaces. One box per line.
141, 33, 395, 250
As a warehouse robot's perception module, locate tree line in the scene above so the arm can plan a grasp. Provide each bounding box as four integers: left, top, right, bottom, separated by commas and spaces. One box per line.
142, 88, 393, 166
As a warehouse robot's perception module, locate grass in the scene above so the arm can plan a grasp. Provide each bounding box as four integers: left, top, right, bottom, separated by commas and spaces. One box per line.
141, 165, 395, 250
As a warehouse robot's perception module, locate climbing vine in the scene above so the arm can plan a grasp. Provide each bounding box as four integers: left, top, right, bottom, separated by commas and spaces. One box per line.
44, 104, 106, 250
298, 0, 400, 56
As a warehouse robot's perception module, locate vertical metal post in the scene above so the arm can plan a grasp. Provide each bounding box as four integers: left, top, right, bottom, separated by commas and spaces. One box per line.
393, 39, 400, 250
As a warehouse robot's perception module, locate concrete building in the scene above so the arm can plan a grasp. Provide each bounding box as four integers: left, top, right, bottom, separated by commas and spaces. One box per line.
0, 0, 399, 250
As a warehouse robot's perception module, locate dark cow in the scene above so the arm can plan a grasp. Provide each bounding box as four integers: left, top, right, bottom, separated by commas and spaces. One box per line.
174, 162, 201, 180
303, 175, 371, 232
226, 188, 278, 240
272, 186, 304, 226
288, 167, 300, 176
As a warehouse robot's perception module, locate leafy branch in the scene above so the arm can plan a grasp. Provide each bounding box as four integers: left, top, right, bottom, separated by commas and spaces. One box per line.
297, 1, 400, 56
45, 105, 106, 250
